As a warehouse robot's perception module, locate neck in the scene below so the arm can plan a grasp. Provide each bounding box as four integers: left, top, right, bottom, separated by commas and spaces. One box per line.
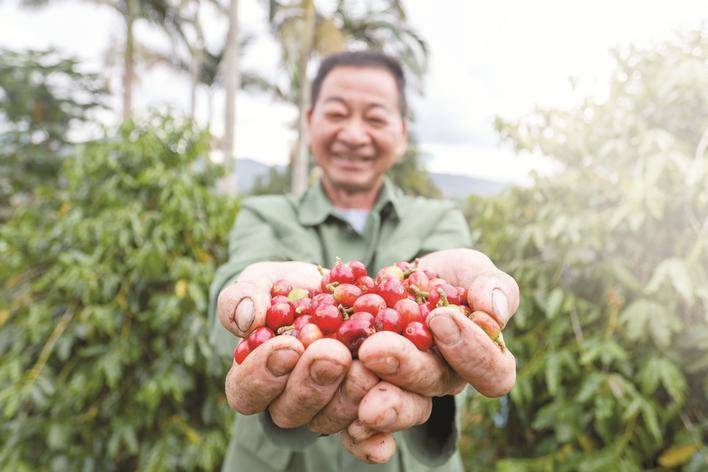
321, 177, 383, 210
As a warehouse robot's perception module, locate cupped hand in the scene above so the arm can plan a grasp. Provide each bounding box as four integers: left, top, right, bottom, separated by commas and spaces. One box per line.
217, 261, 323, 337
218, 261, 379, 435
339, 380, 432, 464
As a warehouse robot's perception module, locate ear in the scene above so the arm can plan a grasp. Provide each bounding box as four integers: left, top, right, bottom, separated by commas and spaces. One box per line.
395, 118, 409, 158
306, 108, 314, 146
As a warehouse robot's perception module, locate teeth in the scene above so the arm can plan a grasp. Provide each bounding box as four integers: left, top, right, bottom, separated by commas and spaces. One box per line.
334, 155, 373, 161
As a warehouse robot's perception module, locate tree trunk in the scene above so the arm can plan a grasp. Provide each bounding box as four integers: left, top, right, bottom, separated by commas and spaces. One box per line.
291, 0, 315, 197
122, 0, 138, 121
220, 0, 240, 197
189, 1, 204, 121
207, 89, 213, 134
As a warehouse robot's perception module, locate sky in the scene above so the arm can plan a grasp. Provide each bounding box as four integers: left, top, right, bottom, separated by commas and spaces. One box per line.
1, 0, 705, 183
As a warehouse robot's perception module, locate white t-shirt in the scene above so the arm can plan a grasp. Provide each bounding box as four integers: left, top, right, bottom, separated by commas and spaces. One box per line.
336, 208, 369, 234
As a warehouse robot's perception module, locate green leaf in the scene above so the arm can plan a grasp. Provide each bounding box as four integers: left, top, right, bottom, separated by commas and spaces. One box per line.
545, 352, 562, 395
647, 258, 694, 304
640, 400, 663, 443
546, 288, 564, 319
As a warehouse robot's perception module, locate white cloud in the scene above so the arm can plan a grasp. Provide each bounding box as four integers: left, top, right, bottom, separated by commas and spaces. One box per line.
1, 0, 705, 181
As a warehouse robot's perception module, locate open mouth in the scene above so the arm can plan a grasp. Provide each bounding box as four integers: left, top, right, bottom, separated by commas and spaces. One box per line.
331, 155, 376, 171
332, 154, 375, 163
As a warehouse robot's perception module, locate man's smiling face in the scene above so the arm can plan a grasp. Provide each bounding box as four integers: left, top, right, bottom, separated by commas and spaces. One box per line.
307, 66, 408, 193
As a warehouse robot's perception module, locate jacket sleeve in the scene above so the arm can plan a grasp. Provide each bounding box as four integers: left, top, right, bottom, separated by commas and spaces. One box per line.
207, 202, 322, 451
207, 203, 290, 357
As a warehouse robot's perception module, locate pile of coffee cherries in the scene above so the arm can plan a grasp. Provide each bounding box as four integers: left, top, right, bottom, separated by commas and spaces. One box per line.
234, 259, 502, 364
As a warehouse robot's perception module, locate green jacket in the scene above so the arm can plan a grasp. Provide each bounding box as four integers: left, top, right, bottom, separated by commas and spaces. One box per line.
208, 178, 472, 471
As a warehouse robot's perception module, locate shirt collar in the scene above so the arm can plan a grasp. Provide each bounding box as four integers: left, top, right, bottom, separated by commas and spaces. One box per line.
297, 176, 403, 227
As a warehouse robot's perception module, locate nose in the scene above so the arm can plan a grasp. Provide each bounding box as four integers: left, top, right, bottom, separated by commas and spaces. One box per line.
338, 118, 370, 147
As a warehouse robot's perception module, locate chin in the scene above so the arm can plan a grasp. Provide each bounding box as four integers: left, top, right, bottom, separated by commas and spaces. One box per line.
328, 174, 378, 193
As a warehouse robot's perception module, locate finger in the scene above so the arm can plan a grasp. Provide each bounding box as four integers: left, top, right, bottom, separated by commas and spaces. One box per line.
340, 429, 397, 464
465, 270, 519, 329
308, 361, 379, 434
417, 249, 520, 328
217, 262, 324, 337
347, 419, 378, 443
225, 335, 304, 415
217, 276, 271, 337
358, 381, 432, 433
427, 307, 516, 397
358, 331, 464, 397
268, 338, 352, 428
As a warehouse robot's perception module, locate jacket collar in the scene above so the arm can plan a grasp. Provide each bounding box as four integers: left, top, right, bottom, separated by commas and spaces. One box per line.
297, 177, 403, 227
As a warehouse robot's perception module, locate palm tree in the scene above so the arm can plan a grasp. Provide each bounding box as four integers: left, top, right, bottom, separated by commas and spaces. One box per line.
265, 0, 429, 195
21, 0, 188, 121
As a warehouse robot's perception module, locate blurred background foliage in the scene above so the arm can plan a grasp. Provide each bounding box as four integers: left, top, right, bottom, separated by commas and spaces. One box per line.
0, 4, 706, 471
461, 29, 708, 471
1, 116, 238, 469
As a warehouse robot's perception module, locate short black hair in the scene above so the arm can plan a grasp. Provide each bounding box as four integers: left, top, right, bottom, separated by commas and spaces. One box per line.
310, 50, 407, 117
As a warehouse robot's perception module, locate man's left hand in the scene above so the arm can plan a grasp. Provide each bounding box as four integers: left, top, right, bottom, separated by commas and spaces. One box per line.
340, 248, 520, 462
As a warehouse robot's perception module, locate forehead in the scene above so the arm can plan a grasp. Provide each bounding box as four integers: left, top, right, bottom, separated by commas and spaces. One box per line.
317, 66, 399, 110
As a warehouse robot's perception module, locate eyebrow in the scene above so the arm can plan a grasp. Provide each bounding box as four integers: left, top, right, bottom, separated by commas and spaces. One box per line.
322, 96, 391, 112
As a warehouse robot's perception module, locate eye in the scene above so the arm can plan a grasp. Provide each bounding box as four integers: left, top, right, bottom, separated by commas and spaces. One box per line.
326, 112, 346, 121
367, 116, 388, 126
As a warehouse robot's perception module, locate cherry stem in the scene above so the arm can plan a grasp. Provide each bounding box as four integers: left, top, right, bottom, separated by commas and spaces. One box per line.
339, 305, 353, 319
436, 288, 449, 307
325, 282, 339, 293
409, 285, 430, 300
277, 324, 295, 335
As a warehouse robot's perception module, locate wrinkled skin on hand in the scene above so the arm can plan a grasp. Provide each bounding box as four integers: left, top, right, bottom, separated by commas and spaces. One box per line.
218, 249, 520, 464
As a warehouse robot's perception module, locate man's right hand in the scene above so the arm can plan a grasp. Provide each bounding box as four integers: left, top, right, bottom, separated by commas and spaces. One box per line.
217, 261, 380, 434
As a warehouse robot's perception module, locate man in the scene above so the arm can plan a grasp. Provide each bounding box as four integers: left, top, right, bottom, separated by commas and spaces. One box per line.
208, 51, 519, 471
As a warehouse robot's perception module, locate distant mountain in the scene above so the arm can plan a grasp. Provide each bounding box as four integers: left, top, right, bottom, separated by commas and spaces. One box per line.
231, 158, 509, 199
232, 158, 284, 194
429, 172, 508, 199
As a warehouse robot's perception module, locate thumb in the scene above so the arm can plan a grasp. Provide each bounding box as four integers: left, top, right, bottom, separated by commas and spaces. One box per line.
217, 276, 272, 337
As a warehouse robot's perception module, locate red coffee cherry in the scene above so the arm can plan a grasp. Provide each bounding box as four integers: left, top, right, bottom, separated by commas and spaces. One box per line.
403, 321, 433, 351
266, 303, 295, 331
350, 312, 375, 324
337, 317, 375, 356
468, 310, 501, 341
374, 308, 406, 334
428, 283, 461, 307
320, 271, 332, 292
404, 270, 430, 293
377, 277, 407, 307
271, 279, 293, 297
311, 293, 335, 311
348, 260, 368, 279
355, 276, 375, 293
293, 314, 313, 330
330, 260, 356, 285
333, 283, 362, 307
375, 265, 404, 284
233, 340, 251, 364
393, 298, 420, 325
313, 304, 343, 334
353, 293, 387, 316
247, 327, 275, 351
271, 295, 291, 306
298, 323, 324, 348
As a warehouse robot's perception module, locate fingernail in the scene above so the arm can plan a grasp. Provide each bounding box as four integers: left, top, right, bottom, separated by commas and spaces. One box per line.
310, 359, 345, 386
492, 289, 509, 325
377, 408, 398, 429
367, 356, 399, 375
235, 298, 254, 332
429, 313, 460, 345
266, 348, 300, 376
